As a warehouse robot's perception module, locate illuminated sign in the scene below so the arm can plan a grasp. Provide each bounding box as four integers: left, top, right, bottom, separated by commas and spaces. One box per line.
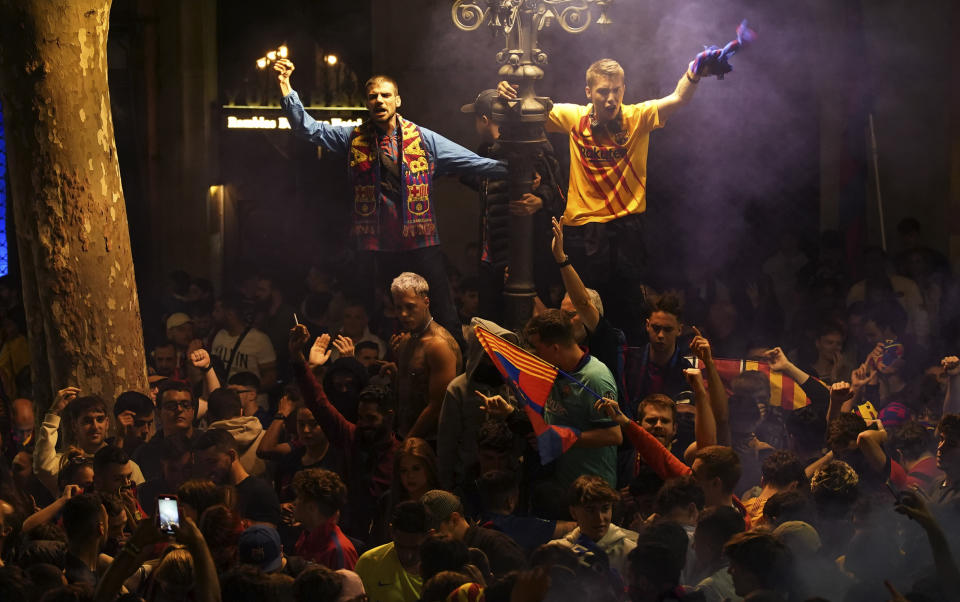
225, 115, 365, 129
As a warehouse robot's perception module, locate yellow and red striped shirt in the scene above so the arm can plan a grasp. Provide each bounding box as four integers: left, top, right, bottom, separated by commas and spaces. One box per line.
547, 101, 662, 226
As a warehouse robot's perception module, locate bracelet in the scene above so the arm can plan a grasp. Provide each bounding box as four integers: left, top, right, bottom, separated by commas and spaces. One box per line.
686, 70, 700, 84
274, 413, 289, 421
201, 365, 212, 373
557, 257, 571, 268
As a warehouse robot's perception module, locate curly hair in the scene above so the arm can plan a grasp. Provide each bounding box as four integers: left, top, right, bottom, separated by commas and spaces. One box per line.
693, 446, 742, 494
292, 468, 348, 516
826, 413, 867, 452
760, 450, 807, 489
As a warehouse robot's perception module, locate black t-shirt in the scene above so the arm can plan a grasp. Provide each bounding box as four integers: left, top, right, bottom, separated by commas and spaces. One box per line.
236, 475, 282, 526
275, 442, 346, 502
463, 525, 527, 577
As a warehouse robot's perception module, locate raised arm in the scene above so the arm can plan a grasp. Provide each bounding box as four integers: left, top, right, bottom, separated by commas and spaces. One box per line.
406, 338, 459, 439
691, 328, 730, 445
687, 368, 717, 450
594, 397, 691, 480
895, 490, 960, 602
653, 68, 701, 123
551, 217, 599, 331
274, 58, 353, 152
288, 326, 356, 446
189, 349, 221, 398
942, 356, 960, 415
257, 394, 295, 459
34, 386, 80, 495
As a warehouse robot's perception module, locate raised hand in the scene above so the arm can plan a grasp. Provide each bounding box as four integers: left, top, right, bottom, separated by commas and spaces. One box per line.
830, 381, 853, 403
690, 326, 713, 364
288, 324, 311, 361
942, 356, 960, 378
477, 390, 515, 419
274, 58, 295, 94
593, 397, 630, 425
550, 217, 567, 263
683, 367, 704, 387
277, 394, 295, 419
189, 348, 211, 370
497, 80, 518, 100
332, 335, 355, 358
52, 386, 81, 414
850, 364, 875, 390
894, 489, 937, 529
309, 334, 332, 368
764, 347, 791, 372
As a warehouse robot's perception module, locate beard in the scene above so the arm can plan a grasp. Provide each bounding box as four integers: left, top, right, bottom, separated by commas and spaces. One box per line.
356, 423, 389, 445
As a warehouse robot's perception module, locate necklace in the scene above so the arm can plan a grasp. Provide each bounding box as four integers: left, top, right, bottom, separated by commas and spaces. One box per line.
411, 317, 433, 338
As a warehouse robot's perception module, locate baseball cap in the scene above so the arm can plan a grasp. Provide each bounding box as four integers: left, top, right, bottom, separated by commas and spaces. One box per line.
336, 570, 366, 602
420, 489, 462, 530
773, 520, 821, 555
166, 313, 192, 331
238, 525, 283, 573
460, 89, 498, 117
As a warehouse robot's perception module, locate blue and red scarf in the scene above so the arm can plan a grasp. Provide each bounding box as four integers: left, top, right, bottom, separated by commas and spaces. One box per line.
348, 117, 437, 242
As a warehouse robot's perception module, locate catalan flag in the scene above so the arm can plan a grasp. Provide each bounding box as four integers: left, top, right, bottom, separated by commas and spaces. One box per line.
474, 325, 581, 465
695, 358, 812, 411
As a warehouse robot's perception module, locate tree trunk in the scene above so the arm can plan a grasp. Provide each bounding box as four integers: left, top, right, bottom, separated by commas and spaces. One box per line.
0, 0, 148, 410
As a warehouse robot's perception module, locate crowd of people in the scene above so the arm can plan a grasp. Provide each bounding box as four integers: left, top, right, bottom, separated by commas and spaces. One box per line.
0, 34, 958, 602
0, 209, 957, 602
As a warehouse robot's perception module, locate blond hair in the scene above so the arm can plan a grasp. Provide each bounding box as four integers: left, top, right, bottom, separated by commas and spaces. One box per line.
391, 272, 429, 298
586, 59, 625, 87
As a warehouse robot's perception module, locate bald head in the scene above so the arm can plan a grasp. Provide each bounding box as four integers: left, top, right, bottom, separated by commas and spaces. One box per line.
11, 398, 33, 429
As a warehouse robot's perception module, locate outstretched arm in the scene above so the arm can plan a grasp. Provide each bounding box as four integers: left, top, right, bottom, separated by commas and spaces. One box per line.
274, 58, 352, 152
551, 217, 599, 331
654, 69, 701, 122
691, 328, 730, 445
942, 356, 960, 415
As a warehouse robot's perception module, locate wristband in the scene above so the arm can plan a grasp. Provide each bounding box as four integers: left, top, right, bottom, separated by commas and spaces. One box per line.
201, 365, 212, 373
686, 70, 700, 84
557, 257, 571, 268
274, 413, 289, 421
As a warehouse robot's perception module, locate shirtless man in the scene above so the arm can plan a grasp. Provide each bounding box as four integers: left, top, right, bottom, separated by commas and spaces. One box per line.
389, 272, 462, 440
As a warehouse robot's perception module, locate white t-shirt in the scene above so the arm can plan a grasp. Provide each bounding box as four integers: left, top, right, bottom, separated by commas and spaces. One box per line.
211, 328, 276, 380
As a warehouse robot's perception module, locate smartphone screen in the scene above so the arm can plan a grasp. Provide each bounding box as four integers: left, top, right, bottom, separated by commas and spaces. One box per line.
157, 495, 180, 534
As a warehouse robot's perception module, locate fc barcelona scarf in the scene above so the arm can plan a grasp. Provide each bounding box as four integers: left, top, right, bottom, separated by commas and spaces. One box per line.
347, 117, 436, 241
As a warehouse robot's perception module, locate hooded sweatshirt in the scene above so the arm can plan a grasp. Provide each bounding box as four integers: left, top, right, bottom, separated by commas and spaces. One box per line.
437, 318, 517, 492
208, 416, 267, 476
551, 523, 638, 577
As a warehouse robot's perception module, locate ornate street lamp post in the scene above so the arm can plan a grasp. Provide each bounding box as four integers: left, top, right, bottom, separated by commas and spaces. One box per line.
452, 0, 613, 331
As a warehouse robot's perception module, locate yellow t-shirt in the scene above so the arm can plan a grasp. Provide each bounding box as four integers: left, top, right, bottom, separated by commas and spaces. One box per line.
548, 101, 662, 225
354, 542, 422, 602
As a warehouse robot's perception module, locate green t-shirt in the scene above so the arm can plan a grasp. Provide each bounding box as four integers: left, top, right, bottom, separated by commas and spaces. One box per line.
544, 354, 619, 488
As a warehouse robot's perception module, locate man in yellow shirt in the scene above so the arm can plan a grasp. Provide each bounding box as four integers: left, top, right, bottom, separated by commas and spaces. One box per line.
354, 501, 427, 602
498, 25, 752, 340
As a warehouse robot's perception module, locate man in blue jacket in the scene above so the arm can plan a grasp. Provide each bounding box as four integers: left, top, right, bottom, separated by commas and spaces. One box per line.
275, 58, 506, 345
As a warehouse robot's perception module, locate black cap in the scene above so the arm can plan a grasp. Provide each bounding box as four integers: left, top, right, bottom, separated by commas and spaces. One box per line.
460, 89, 498, 117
